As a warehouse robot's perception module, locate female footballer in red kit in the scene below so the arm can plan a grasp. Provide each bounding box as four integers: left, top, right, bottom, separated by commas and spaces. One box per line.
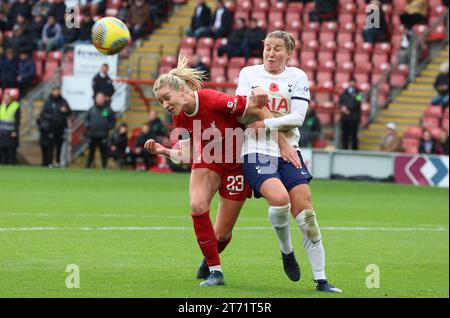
144, 53, 290, 286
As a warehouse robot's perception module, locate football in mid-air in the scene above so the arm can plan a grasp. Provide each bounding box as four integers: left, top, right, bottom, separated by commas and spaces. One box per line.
91, 17, 130, 55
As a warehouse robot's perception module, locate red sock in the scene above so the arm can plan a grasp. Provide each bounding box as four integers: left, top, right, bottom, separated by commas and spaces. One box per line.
191, 211, 220, 267
217, 234, 232, 253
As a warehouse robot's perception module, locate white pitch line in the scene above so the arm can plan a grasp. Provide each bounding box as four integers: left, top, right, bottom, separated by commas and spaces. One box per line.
0, 226, 447, 232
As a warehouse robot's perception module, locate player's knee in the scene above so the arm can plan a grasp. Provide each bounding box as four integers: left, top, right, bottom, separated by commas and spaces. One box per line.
190, 201, 210, 214
267, 193, 290, 207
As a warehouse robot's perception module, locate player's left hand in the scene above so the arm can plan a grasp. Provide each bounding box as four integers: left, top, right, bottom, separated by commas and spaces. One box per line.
280, 143, 301, 169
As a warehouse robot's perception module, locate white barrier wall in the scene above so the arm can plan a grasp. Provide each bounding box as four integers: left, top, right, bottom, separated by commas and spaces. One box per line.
310, 149, 449, 188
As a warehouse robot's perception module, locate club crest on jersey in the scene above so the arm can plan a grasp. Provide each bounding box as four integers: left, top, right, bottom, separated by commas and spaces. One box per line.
288, 84, 293, 94
227, 99, 238, 114
269, 83, 279, 92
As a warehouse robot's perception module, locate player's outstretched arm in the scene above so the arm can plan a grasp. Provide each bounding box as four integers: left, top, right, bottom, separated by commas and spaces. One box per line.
144, 139, 191, 164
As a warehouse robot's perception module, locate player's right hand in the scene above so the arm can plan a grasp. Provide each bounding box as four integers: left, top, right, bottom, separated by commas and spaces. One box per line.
280, 144, 301, 169
144, 139, 165, 155
250, 87, 268, 108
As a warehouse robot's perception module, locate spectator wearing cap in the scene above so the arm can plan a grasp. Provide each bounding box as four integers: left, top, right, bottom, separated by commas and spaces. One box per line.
17, 51, 36, 98
379, 122, 403, 152
0, 49, 19, 90
0, 91, 21, 165
92, 64, 115, 105
39, 15, 63, 52
400, 0, 429, 31
37, 86, 72, 167
339, 77, 363, 150
186, 0, 211, 38
431, 62, 449, 111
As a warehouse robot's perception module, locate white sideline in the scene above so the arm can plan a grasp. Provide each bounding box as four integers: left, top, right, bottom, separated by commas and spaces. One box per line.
0, 226, 447, 232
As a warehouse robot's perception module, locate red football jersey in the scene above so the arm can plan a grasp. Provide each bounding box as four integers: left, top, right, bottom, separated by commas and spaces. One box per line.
173, 89, 249, 164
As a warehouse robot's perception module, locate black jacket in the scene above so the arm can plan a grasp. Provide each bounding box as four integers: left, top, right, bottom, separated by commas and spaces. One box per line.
135, 132, 153, 149
92, 73, 115, 99
339, 87, 363, 122
227, 27, 247, 45
245, 27, 266, 45
148, 117, 167, 140
85, 104, 116, 139
191, 3, 211, 30
434, 73, 449, 96
110, 129, 128, 154
38, 95, 72, 133
211, 7, 233, 35
299, 111, 321, 148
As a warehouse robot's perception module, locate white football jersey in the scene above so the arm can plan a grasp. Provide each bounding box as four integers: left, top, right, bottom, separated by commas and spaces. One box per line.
236, 64, 310, 157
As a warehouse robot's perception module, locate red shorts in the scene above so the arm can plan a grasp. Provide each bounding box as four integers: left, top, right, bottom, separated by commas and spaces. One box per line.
192, 162, 252, 201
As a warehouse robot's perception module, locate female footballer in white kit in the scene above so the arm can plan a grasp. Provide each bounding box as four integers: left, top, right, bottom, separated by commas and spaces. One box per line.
236, 31, 341, 293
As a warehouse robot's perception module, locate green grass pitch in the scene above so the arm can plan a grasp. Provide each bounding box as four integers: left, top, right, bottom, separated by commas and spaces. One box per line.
0, 166, 448, 298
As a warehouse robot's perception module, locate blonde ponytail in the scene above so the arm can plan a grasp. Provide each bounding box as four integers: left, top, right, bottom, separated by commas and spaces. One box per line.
153, 52, 205, 94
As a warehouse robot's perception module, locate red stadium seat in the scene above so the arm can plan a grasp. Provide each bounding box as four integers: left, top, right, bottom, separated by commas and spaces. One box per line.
227, 68, 241, 84
404, 126, 423, 139
210, 65, 226, 79
336, 50, 352, 64
393, 0, 407, 13
268, 11, 283, 22
271, 0, 286, 12
180, 37, 196, 50
354, 51, 370, 64
390, 64, 409, 87
247, 57, 263, 66
287, 57, 300, 68
228, 57, 246, 69
197, 37, 214, 49
287, 1, 304, 11
337, 32, 353, 43
429, 127, 443, 140
234, 10, 250, 22
43, 51, 62, 81
360, 102, 371, 127
285, 11, 301, 28
195, 47, 212, 58
251, 10, 267, 22
319, 32, 336, 46
372, 52, 389, 64
402, 138, 420, 154
338, 13, 355, 24
424, 105, 443, 118
301, 30, 317, 43
212, 55, 228, 67
159, 56, 177, 67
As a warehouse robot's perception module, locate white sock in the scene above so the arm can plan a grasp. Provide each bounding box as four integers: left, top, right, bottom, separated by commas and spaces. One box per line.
209, 265, 222, 273
268, 204, 293, 255
295, 209, 327, 281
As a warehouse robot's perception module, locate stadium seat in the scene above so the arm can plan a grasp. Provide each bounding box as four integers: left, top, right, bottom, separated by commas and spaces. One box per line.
402, 138, 420, 154
43, 51, 62, 81
316, 102, 336, 125
271, 0, 286, 12
287, 57, 300, 68
247, 57, 263, 66
180, 37, 196, 50
159, 56, 177, 67
234, 10, 250, 22
429, 127, 443, 140
390, 64, 409, 87
360, 102, 371, 127
337, 32, 354, 43
338, 13, 355, 24
404, 126, 423, 139
422, 106, 443, 129
287, 1, 304, 11
372, 52, 389, 65
210, 65, 226, 80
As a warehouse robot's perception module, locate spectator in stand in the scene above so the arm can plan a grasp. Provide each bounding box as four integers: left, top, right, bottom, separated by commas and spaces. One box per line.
85, 92, 116, 169
17, 50, 35, 98
0, 49, 19, 90
117, 0, 130, 22
133, 123, 155, 171
79, 0, 106, 17
299, 108, 321, 148
308, 0, 338, 23
29, 14, 46, 48
0, 91, 20, 164
6, 24, 35, 53
15, 14, 30, 33
109, 122, 130, 168
217, 18, 247, 58
243, 18, 266, 59
48, 0, 66, 25
196, 0, 233, 39
186, 0, 211, 38
74, 12, 95, 44
32, 0, 52, 18
147, 109, 167, 144
0, 12, 9, 33
339, 78, 363, 150
190, 54, 210, 80
126, 0, 152, 41
61, 11, 79, 44
431, 62, 449, 111
37, 86, 72, 167
7, 0, 32, 28
362, 0, 390, 44
418, 129, 436, 154
400, 0, 429, 31
92, 63, 115, 105
38, 15, 63, 52
379, 122, 403, 152
435, 130, 449, 155
147, 0, 164, 28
